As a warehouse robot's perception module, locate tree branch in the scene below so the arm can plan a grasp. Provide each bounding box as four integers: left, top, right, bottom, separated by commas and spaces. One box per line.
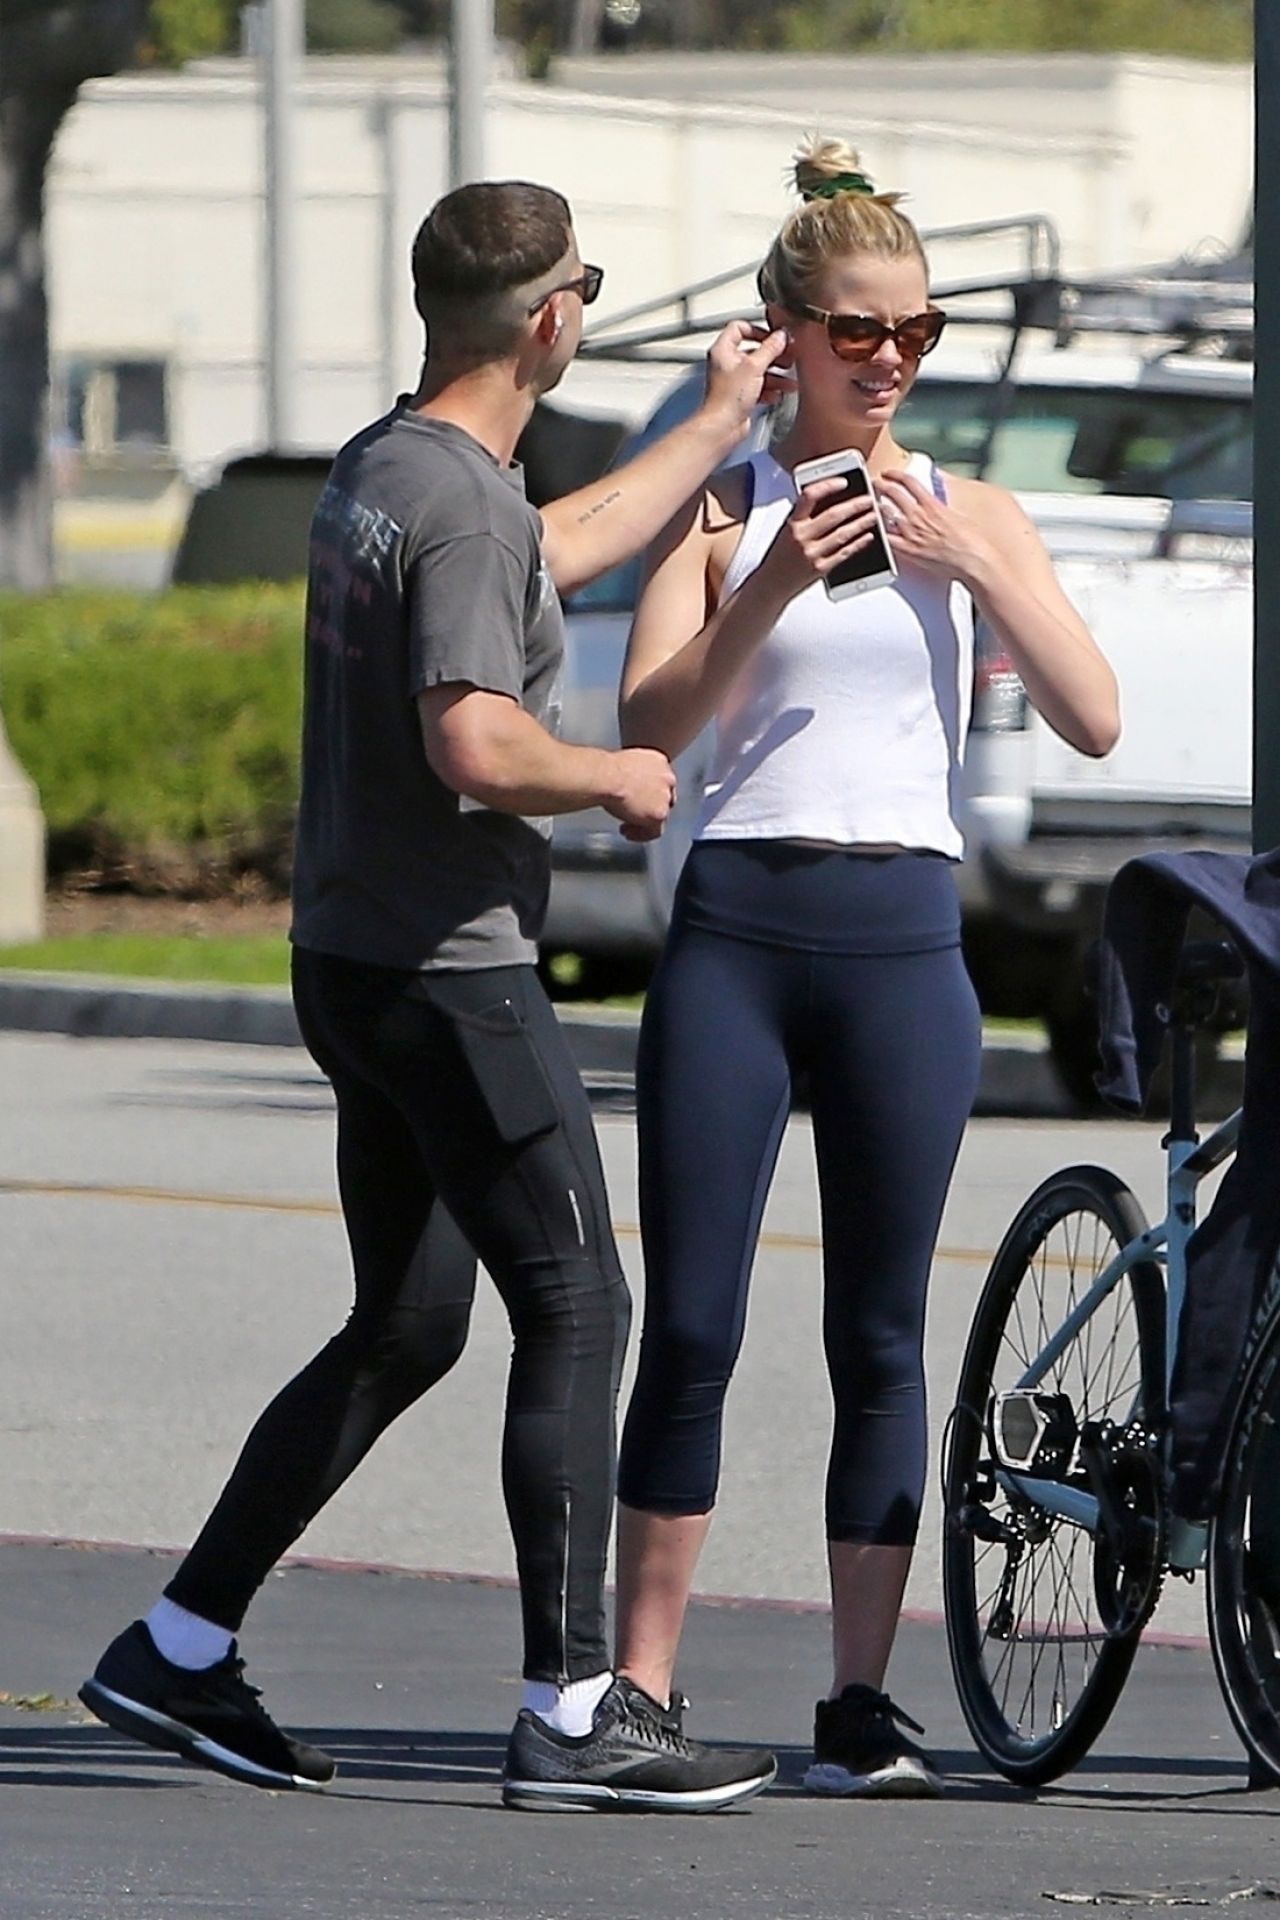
0, 0, 149, 588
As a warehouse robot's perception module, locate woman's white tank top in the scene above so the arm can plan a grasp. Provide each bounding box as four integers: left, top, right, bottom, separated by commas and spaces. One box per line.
693, 449, 974, 859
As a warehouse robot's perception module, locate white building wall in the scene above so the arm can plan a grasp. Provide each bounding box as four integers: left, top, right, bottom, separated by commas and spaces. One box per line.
1112, 59, 1253, 265
44, 54, 1251, 479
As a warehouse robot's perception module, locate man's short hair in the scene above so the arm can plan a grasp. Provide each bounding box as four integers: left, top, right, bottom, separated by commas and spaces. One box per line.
412, 180, 574, 361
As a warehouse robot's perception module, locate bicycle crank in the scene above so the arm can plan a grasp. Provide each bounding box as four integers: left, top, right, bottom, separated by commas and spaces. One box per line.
1083, 1423, 1166, 1637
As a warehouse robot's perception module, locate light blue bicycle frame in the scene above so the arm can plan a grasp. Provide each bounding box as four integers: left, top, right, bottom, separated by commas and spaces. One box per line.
996, 1108, 1242, 1571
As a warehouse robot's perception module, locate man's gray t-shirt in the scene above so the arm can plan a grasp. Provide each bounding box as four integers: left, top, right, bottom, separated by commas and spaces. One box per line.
290, 407, 565, 970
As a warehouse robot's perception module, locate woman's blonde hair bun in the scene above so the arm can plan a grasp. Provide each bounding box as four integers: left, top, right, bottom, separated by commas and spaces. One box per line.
792, 135, 908, 212
757, 132, 924, 311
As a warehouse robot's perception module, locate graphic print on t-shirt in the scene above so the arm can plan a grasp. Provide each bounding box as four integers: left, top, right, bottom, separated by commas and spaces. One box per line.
306, 483, 402, 662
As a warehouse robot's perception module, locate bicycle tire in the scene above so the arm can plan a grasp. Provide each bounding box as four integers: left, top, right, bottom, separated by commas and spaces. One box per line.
1207, 1278, 1280, 1785
942, 1165, 1166, 1786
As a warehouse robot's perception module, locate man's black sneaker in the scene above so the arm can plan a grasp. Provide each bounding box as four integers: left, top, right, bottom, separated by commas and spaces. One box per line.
502, 1674, 776, 1812
79, 1621, 336, 1792
803, 1683, 942, 1798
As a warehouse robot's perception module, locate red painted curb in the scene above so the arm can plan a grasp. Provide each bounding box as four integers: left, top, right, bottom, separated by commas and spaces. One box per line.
0, 1530, 1212, 1650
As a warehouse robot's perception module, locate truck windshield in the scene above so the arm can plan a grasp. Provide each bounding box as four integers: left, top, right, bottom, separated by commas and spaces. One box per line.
898, 381, 1252, 501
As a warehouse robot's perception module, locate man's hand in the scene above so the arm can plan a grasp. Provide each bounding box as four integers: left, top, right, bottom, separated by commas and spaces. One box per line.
700, 321, 793, 449
603, 747, 677, 843
419, 686, 678, 825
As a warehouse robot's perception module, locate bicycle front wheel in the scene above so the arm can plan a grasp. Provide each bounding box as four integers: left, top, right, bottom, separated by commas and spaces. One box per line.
942, 1165, 1166, 1786
1208, 1285, 1280, 1785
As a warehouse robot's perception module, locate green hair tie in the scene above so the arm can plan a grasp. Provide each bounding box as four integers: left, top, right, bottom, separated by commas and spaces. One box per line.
803, 171, 877, 202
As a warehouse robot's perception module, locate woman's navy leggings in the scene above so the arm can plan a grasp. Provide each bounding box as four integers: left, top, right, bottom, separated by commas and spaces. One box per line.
617, 842, 983, 1546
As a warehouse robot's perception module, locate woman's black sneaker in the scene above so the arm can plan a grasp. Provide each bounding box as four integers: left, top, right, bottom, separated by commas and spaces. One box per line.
79, 1621, 336, 1792
803, 1683, 942, 1798
502, 1674, 776, 1812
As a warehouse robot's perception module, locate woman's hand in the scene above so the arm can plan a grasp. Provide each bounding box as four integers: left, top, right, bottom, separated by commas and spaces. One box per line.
874, 468, 993, 585
758, 476, 881, 603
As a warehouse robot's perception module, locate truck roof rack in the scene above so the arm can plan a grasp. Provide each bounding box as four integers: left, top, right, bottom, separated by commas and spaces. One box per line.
578, 214, 1253, 366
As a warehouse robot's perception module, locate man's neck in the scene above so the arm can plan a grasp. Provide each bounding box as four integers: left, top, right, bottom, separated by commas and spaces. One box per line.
407, 361, 537, 468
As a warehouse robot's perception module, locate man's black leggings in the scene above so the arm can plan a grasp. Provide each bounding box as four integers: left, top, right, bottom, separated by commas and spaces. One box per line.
618, 843, 981, 1546
166, 948, 630, 1684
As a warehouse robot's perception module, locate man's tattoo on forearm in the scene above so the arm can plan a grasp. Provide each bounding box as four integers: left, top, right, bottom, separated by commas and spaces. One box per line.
576, 488, 622, 525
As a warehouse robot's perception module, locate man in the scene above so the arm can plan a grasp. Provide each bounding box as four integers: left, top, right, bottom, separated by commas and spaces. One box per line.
81, 179, 786, 1813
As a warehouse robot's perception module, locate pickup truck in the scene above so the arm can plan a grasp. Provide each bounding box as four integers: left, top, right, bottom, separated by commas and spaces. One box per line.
546, 243, 1253, 1098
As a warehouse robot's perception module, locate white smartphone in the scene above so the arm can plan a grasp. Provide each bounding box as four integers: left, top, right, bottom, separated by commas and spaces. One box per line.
791, 446, 898, 600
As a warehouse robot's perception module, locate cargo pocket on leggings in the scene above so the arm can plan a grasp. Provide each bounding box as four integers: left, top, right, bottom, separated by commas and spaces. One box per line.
451, 998, 561, 1145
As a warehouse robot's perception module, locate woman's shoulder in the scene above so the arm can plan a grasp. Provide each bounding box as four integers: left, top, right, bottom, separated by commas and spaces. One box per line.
933, 467, 1051, 576
707, 460, 753, 525
701, 460, 759, 563
936, 466, 1027, 528
644, 458, 756, 583
660, 461, 754, 547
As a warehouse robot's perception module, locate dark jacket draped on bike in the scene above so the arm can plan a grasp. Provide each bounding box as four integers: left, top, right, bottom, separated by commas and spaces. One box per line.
1095, 845, 1280, 1521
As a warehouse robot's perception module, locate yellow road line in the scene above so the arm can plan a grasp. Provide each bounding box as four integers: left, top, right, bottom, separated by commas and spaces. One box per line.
1, 1176, 336, 1218
0, 1174, 996, 1265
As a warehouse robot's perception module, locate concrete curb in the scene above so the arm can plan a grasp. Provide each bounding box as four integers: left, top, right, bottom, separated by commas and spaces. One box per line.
0, 967, 1083, 1114
0, 969, 637, 1076
0, 970, 301, 1048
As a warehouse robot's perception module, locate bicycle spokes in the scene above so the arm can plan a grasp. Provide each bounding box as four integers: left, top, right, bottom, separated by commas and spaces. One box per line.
943, 1169, 1165, 1783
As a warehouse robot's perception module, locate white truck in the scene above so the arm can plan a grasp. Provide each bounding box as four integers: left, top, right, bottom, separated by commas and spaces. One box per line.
545, 223, 1253, 1098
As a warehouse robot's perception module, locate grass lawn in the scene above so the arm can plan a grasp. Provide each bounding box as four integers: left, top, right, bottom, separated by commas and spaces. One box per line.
0, 933, 292, 987
0, 934, 636, 1004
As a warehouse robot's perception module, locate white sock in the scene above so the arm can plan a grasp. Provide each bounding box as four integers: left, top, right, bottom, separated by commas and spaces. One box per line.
522, 1670, 613, 1737
146, 1596, 234, 1671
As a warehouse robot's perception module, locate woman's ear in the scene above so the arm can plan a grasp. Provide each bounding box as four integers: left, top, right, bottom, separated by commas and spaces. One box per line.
764, 304, 795, 371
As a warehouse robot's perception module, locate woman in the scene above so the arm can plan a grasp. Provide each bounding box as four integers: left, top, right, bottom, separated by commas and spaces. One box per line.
613, 137, 1120, 1798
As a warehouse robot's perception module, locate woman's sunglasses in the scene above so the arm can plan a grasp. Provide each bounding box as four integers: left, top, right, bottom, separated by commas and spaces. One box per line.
789, 302, 947, 364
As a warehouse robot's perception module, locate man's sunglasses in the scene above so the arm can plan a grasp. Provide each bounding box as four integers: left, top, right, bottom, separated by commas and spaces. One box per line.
789, 302, 947, 364
527, 264, 604, 316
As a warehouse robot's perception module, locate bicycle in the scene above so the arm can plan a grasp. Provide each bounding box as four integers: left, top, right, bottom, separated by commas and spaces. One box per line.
940, 935, 1280, 1787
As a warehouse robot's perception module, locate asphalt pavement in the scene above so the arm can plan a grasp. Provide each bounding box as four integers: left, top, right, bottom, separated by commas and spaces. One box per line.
1, 1008, 1267, 1918
0, 967, 1245, 1120
0, 967, 1078, 1114
3, 1026, 1191, 1622
3, 1538, 1275, 1920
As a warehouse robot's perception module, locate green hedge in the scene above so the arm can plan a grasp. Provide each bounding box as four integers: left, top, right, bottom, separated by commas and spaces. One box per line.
0, 587, 305, 892
760, 0, 1251, 57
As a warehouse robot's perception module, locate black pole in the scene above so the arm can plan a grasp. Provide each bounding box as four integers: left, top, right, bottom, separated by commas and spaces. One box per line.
1256, 5, 1280, 851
